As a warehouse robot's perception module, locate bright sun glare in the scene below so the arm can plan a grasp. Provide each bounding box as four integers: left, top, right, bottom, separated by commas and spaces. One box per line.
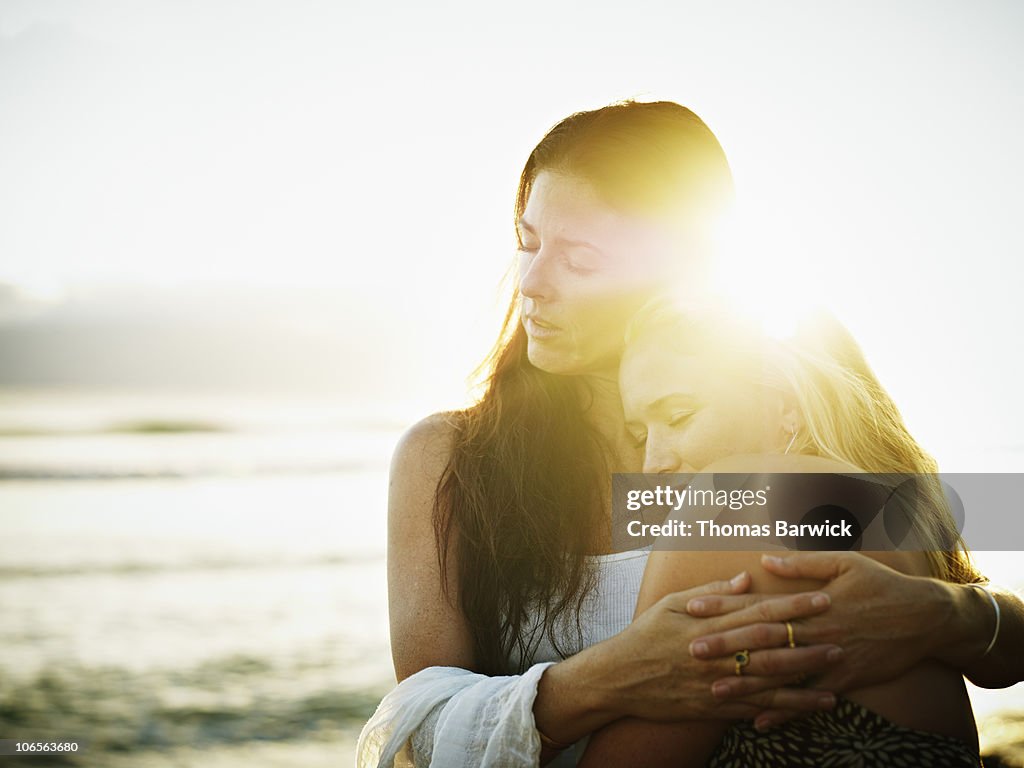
707, 204, 817, 341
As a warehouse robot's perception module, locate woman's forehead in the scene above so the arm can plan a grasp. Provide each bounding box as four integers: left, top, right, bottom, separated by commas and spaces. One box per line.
521, 171, 683, 264
520, 172, 623, 234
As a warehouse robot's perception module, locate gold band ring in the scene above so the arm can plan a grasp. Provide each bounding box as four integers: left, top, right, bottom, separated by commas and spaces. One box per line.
785, 621, 796, 649
734, 649, 751, 676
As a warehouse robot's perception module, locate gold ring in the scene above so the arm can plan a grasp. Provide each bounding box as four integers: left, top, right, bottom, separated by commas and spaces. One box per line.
785, 621, 796, 648
734, 649, 751, 676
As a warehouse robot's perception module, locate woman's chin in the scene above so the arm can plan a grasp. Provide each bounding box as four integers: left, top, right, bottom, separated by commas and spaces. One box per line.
526, 342, 584, 375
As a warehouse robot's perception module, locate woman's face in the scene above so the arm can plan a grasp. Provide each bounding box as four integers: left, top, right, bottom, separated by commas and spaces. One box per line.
517, 171, 689, 376
619, 335, 789, 473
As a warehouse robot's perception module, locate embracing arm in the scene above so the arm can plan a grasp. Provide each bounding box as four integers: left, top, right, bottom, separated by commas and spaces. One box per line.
388, 416, 844, 765
533, 573, 841, 759
578, 551, 840, 768
907, 575, 1024, 688
755, 554, 1024, 689
692, 552, 1024, 729
389, 412, 617, 765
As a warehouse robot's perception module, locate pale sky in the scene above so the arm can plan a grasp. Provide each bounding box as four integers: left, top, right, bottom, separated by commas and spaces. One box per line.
1, 0, 1022, 463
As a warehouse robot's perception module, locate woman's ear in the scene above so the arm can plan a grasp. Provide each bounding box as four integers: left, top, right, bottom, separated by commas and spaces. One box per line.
774, 389, 804, 440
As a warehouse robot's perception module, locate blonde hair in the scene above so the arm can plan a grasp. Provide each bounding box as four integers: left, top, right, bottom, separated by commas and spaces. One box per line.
624, 296, 983, 584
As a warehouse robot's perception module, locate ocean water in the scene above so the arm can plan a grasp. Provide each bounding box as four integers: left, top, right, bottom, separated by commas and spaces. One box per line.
0, 390, 1020, 766
0, 391, 399, 766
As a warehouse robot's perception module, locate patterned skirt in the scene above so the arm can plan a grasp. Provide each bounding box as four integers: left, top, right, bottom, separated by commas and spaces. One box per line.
708, 697, 982, 767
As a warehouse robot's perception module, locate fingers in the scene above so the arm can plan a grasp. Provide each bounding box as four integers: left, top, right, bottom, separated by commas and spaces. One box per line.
751, 709, 803, 731
759, 552, 853, 581
690, 620, 788, 656
712, 643, 843, 679
700, 646, 842, 716
686, 590, 829, 619
710, 672, 812, 699
660, 571, 752, 614
686, 593, 761, 617
690, 616, 837, 658
689, 591, 831, 642
735, 686, 836, 714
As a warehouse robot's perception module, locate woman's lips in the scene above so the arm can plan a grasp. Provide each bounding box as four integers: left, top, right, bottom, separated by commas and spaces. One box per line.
524, 315, 562, 339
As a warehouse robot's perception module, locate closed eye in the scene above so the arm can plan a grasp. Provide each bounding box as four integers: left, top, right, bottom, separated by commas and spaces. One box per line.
627, 430, 647, 448
566, 260, 597, 276
668, 411, 695, 428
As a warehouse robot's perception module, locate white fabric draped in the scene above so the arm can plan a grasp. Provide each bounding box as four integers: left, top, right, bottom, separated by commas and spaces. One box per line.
356, 661, 569, 768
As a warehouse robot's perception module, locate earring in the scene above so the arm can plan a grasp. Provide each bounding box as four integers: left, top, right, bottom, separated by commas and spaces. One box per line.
784, 427, 798, 455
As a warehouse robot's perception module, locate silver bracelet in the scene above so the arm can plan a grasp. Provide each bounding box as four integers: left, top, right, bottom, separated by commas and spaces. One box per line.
968, 583, 1001, 658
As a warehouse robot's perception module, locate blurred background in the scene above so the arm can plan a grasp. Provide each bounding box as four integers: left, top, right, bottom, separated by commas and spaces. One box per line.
1, 0, 1022, 765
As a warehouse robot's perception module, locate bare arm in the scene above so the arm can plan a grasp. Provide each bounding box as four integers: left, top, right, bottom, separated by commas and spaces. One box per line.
929, 579, 1024, 689
692, 552, 1024, 729
389, 415, 845, 764
389, 413, 616, 764
532, 574, 842, 757
753, 553, 1024, 689
388, 412, 474, 680
578, 550, 835, 768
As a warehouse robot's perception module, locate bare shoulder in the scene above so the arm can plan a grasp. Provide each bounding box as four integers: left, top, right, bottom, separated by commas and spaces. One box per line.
390, 410, 461, 478
388, 410, 462, 543
388, 410, 475, 677
696, 453, 927, 576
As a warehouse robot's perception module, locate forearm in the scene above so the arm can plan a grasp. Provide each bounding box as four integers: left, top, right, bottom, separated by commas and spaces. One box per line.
532, 640, 624, 763
533, 573, 844, 759
932, 580, 1024, 688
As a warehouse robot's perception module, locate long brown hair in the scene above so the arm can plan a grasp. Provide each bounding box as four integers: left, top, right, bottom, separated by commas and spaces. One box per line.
433, 100, 735, 675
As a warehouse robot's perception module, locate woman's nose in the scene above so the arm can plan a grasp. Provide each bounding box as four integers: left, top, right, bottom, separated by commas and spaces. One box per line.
519, 248, 557, 302
643, 439, 681, 474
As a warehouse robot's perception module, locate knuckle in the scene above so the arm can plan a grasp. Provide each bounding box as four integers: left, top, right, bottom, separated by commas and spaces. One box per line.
733, 679, 755, 696
652, 598, 674, 620
660, 592, 682, 611
753, 623, 775, 647
744, 691, 770, 709
703, 637, 724, 656
784, 692, 818, 711
759, 651, 781, 675
802, 648, 830, 672
744, 678, 772, 696
794, 619, 835, 644
815, 621, 845, 644
700, 596, 722, 612
795, 593, 816, 614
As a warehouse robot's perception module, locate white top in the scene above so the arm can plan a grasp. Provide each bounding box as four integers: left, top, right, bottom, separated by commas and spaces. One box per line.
356, 545, 653, 768
508, 544, 653, 766
509, 545, 653, 669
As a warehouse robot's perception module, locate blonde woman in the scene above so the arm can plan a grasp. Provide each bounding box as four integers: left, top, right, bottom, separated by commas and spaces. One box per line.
579, 299, 987, 766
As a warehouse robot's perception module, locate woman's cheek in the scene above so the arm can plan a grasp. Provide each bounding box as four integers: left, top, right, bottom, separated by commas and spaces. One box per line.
686, 415, 735, 469
664, 424, 703, 471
